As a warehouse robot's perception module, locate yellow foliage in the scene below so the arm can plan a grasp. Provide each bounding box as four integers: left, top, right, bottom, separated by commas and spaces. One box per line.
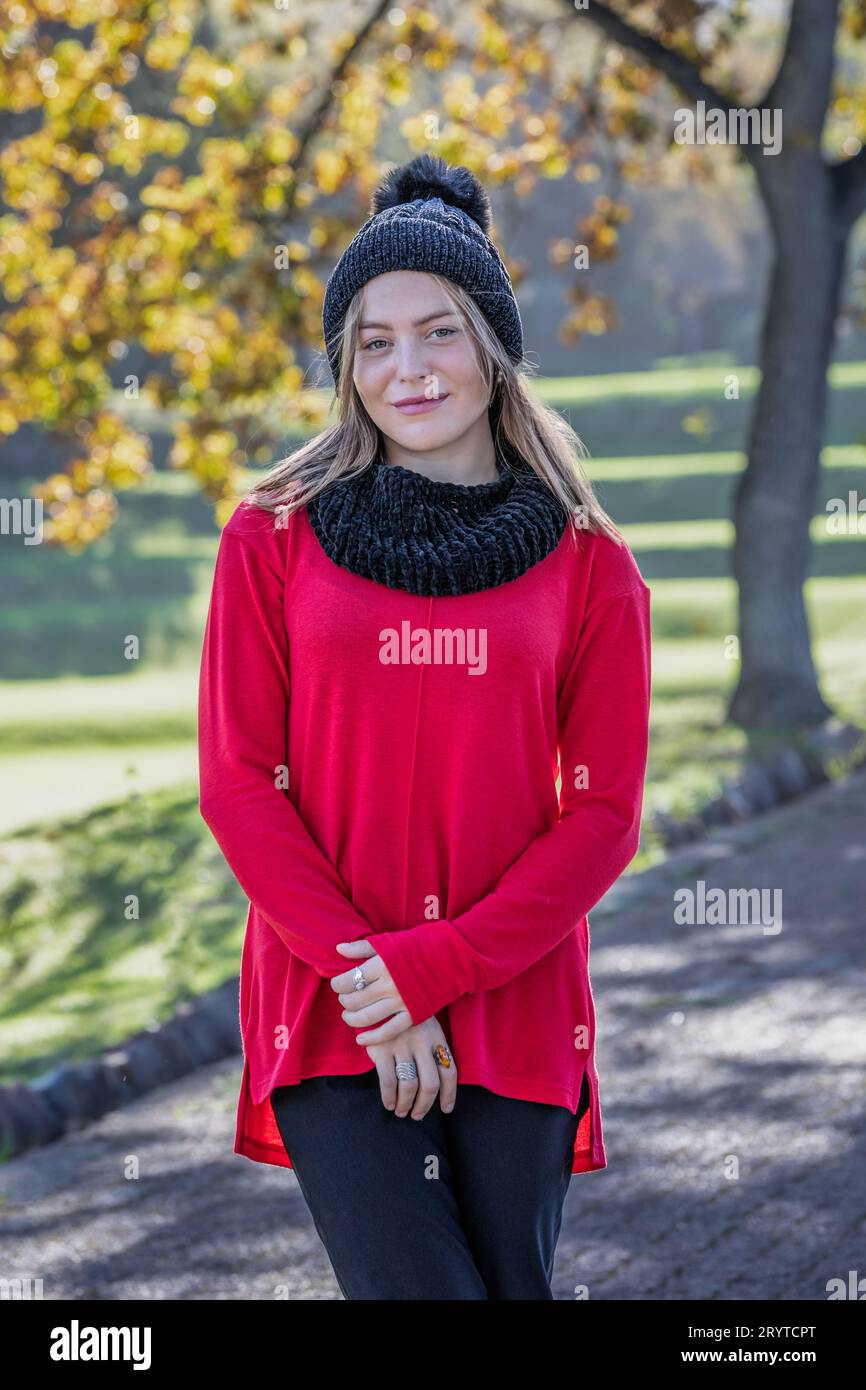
2, 0, 688, 548
313, 148, 347, 195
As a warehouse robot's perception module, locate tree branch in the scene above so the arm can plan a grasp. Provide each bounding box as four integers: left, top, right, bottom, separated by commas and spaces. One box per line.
285, 0, 393, 219
568, 0, 844, 187
566, 0, 736, 111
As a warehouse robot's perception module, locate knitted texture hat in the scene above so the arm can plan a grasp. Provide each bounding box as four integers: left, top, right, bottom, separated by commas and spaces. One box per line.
322, 154, 523, 391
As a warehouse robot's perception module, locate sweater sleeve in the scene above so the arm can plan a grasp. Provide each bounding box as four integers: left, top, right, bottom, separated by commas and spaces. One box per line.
372, 578, 651, 1025
197, 506, 376, 976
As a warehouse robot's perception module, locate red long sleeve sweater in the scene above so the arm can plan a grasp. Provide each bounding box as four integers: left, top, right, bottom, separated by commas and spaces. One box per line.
197, 496, 651, 1174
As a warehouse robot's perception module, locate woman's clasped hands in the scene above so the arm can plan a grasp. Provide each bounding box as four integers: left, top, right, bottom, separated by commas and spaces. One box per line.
331, 938, 457, 1120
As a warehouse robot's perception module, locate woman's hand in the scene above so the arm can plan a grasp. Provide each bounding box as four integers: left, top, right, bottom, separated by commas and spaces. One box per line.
331, 938, 413, 1044
365, 1017, 458, 1119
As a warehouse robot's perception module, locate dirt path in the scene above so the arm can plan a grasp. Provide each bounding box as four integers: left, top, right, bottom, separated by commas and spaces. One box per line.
1, 772, 864, 1300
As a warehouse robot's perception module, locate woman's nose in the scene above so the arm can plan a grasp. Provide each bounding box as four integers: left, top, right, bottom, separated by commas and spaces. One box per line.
393, 341, 429, 379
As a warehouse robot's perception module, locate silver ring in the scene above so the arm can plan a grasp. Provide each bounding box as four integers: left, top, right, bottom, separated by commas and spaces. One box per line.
395, 1060, 418, 1082
352, 967, 367, 991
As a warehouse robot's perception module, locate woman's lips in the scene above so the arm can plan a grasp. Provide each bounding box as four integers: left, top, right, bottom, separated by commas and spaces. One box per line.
392, 394, 450, 415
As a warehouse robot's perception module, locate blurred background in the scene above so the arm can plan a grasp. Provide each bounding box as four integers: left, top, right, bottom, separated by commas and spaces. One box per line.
0, 0, 864, 1300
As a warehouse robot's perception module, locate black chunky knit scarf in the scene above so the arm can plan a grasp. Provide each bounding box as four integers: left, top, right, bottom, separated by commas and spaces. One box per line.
305, 448, 569, 597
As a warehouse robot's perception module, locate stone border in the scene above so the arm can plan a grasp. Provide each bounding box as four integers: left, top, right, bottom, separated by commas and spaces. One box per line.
2, 716, 864, 1165
0, 980, 241, 1164
649, 716, 866, 848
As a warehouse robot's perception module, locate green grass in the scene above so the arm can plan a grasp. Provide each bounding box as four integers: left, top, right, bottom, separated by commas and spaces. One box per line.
1, 360, 864, 1083
583, 444, 866, 479
0, 784, 242, 1085
536, 359, 866, 403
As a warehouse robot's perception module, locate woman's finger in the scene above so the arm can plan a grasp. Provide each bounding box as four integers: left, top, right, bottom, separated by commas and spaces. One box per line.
436, 1052, 458, 1113
334, 940, 376, 959
393, 1054, 420, 1118
408, 1049, 441, 1121
373, 1056, 398, 1112
328, 955, 383, 997
354, 1011, 413, 1045
338, 979, 390, 1015
341, 994, 404, 1029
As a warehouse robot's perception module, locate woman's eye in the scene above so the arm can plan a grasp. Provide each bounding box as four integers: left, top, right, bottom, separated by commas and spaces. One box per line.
360, 327, 457, 352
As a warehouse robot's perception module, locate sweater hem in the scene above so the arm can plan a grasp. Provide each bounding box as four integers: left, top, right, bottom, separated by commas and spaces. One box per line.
451, 1063, 607, 1175
451, 1062, 580, 1112
235, 1054, 607, 1176
250, 1053, 377, 1102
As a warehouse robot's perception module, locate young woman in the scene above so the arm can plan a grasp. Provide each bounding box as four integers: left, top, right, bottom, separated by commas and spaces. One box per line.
198, 154, 651, 1300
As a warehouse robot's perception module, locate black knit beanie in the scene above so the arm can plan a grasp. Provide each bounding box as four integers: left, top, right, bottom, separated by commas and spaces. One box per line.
322, 154, 523, 391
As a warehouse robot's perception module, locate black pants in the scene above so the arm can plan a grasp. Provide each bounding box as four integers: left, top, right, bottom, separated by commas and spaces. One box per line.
270, 1069, 590, 1300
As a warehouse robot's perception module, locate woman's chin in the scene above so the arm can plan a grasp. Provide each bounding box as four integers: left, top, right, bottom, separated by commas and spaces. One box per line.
385, 420, 463, 450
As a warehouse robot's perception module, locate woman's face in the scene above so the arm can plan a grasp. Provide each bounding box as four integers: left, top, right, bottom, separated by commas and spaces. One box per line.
352, 271, 491, 459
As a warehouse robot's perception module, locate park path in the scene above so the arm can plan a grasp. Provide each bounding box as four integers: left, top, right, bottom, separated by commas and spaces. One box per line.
1, 770, 864, 1300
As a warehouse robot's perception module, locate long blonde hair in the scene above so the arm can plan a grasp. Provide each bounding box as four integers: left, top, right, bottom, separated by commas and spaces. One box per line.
243, 273, 622, 547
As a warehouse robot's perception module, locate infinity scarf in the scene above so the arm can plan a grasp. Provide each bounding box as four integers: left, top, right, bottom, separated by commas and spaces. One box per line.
305, 449, 569, 597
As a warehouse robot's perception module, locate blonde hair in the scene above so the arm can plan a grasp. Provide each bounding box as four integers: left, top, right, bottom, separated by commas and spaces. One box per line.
243, 273, 623, 547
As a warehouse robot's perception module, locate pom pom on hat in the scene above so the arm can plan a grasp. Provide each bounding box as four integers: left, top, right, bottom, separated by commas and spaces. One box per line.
370, 154, 492, 234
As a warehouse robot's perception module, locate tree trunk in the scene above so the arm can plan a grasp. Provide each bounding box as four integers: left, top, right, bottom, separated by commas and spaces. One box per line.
728, 163, 844, 729
581, 0, 853, 732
